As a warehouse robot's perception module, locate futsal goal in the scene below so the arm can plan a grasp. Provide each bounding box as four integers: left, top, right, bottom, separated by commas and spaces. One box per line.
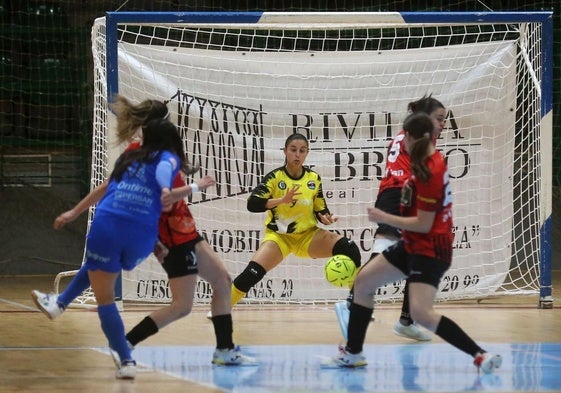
61, 11, 554, 308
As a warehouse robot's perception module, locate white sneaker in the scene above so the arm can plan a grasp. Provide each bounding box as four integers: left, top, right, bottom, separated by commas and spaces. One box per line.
321, 345, 367, 368
31, 290, 64, 320
334, 301, 350, 340
474, 352, 502, 374
109, 348, 121, 369
393, 321, 431, 341
116, 360, 137, 379
109, 341, 135, 369
212, 346, 259, 366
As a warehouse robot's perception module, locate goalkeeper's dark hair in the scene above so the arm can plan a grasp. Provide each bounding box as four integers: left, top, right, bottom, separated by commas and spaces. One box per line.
408, 94, 445, 116
110, 95, 170, 145
283, 133, 309, 166
284, 132, 309, 148
110, 119, 198, 182
404, 112, 435, 183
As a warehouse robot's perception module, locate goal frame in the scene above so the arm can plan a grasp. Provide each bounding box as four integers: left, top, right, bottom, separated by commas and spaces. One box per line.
66, 11, 553, 308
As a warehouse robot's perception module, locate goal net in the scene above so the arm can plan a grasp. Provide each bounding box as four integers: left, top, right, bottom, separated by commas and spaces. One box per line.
78, 11, 553, 307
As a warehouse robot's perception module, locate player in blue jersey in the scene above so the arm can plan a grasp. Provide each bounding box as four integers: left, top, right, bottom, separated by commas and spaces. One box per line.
73, 118, 184, 378
32, 96, 256, 377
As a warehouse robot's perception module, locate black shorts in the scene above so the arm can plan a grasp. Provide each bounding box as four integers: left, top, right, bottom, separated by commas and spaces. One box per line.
374, 188, 402, 239
382, 240, 449, 288
161, 234, 204, 278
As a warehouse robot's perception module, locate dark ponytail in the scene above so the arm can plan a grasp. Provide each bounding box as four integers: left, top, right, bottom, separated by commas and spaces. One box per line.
403, 112, 435, 183
407, 94, 445, 116
110, 119, 197, 182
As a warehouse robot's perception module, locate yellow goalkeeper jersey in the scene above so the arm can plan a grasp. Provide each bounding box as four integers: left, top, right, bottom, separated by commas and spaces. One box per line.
247, 166, 330, 234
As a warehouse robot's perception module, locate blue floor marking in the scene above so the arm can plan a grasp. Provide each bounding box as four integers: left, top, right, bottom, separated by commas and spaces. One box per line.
116, 342, 561, 392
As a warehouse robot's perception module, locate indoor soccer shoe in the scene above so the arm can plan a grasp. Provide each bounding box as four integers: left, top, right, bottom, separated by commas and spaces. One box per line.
321, 345, 367, 368
334, 301, 350, 340
31, 290, 64, 320
393, 321, 432, 342
110, 341, 135, 369
212, 346, 258, 366
474, 352, 502, 374
116, 360, 137, 379
109, 348, 121, 369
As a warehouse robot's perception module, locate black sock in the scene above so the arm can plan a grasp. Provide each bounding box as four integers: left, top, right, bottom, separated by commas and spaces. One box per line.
346, 302, 373, 354
126, 316, 159, 347
399, 280, 413, 325
212, 314, 234, 350
346, 286, 354, 307
347, 256, 374, 308
435, 316, 483, 357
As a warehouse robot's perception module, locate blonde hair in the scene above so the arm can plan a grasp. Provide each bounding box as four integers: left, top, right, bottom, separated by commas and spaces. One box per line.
110, 95, 169, 144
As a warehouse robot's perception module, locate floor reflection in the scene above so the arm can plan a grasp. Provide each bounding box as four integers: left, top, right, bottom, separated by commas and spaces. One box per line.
98, 342, 561, 392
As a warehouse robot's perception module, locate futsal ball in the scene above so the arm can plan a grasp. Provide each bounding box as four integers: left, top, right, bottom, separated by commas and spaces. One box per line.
324, 254, 357, 288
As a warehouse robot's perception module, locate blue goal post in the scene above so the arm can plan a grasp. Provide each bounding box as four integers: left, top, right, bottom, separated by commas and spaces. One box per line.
89, 11, 553, 308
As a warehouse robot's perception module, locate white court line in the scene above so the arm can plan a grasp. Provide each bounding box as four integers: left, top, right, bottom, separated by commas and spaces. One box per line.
0, 346, 101, 350
0, 297, 39, 311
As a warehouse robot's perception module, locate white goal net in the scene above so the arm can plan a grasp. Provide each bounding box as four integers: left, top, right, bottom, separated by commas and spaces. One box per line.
75, 11, 553, 306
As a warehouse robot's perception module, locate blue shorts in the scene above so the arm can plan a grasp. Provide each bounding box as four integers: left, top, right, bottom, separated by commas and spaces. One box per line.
84, 212, 158, 273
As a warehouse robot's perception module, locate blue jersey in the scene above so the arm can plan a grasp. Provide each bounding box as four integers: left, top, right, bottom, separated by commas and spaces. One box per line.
85, 150, 180, 272
96, 151, 179, 229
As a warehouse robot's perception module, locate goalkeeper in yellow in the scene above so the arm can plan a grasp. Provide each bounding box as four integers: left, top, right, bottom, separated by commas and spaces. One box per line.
230, 132, 362, 306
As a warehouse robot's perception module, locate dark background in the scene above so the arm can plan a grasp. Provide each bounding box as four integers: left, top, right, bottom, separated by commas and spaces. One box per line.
0, 0, 559, 275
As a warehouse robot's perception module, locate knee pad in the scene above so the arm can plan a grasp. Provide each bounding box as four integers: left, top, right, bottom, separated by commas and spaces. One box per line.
333, 237, 361, 268
232, 261, 266, 292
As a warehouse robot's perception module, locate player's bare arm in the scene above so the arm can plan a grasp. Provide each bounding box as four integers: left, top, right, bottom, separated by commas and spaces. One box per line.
53, 181, 108, 229
163, 175, 216, 206
152, 240, 169, 263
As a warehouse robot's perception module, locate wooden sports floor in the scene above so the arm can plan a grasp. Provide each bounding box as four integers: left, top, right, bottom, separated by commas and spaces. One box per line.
1, 273, 560, 393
